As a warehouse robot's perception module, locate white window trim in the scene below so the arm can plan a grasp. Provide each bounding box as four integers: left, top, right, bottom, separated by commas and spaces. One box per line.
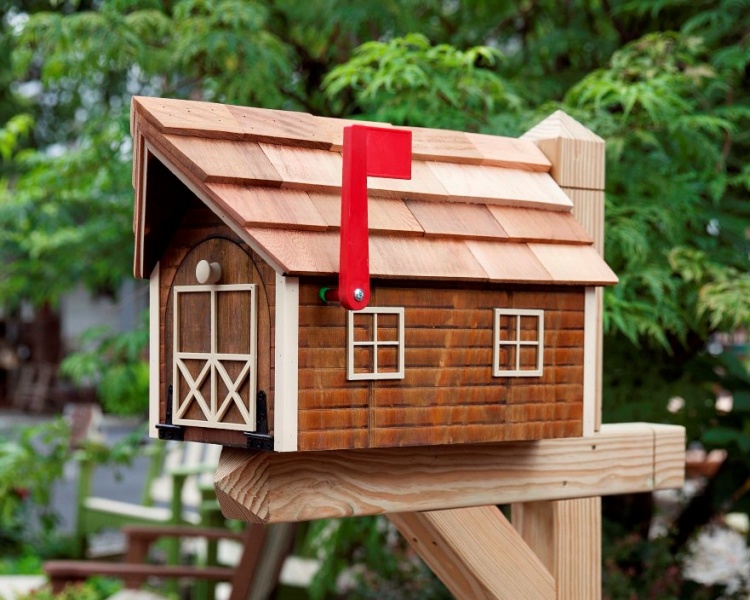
347, 307, 405, 381
493, 308, 544, 377
172, 283, 258, 431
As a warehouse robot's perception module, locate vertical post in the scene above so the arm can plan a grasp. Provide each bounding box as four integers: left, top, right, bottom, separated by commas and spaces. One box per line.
516, 110, 606, 600
522, 110, 606, 427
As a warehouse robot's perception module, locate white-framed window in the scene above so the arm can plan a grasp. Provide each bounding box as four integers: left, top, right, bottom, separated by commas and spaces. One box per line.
172, 284, 258, 431
347, 307, 405, 380
493, 308, 544, 377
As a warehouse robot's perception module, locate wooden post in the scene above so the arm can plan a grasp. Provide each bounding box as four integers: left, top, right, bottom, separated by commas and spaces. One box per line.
515, 110, 607, 599
522, 110, 606, 427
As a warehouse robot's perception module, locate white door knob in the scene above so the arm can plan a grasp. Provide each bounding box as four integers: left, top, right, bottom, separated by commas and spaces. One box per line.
196, 260, 222, 284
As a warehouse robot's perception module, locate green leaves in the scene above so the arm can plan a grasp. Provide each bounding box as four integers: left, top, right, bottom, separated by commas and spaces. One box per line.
559, 28, 750, 354
59, 312, 149, 416
0, 109, 133, 306
0, 114, 33, 162
323, 33, 518, 130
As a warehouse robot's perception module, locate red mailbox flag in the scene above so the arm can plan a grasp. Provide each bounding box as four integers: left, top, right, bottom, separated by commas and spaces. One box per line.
331, 124, 412, 311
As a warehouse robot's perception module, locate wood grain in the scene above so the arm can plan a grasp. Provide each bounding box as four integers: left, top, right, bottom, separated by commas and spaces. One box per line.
405, 126, 483, 164
294, 282, 586, 450
164, 135, 283, 185
167, 237, 271, 433
243, 229, 339, 276
427, 162, 573, 210
259, 144, 342, 191
390, 506, 555, 600
308, 192, 424, 234
522, 110, 606, 190
207, 184, 328, 231
488, 205, 591, 244
512, 498, 602, 600
367, 160, 449, 200
406, 200, 509, 240
566, 189, 605, 253
369, 236, 488, 280
133, 96, 246, 140
371, 405, 507, 428
227, 105, 332, 149
466, 241, 553, 283
214, 423, 686, 523
465, 132, 552, 172
528, 244, 618, 285
317, 115, 393, 151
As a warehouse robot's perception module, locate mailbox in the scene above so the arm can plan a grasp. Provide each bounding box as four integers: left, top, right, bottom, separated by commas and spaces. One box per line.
131, 96, 616, 453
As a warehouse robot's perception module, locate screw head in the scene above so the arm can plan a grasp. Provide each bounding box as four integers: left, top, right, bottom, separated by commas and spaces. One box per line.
353, 288, 365, 302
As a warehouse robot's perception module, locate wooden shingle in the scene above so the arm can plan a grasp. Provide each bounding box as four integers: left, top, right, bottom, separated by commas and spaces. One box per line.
131, 97, 617, 287
369, 236, 488, 281
207, 184, 328, 231
426, 162, 573, 210
465, 132, 552, 172
227, 105, 332, 149
406, 200, 509, 240
259, 144, 342, 192
528, 244, 618, 285
465, 242, 553, 283
133, 97, 245, 140
309, 193, 424, 234
487, 206, 591, 244
165, 136, 282, 186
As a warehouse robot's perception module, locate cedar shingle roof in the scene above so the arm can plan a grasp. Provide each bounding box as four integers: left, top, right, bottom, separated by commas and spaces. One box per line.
131, 96, 617, 286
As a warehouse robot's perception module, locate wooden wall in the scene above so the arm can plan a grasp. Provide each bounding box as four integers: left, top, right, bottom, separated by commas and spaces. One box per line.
298, 282, 584, 451
158, 198, 276, 446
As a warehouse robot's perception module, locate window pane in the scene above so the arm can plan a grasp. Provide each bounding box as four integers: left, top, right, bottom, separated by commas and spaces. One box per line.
353, 346, 374, 374
352, 313, 374, 342
519, 315, 539, 342
377, 313, 400, 342
498, 314, 516, 342
216, 291, 253, 354
178, 292, 211, 353
377, 346, 400, 373
497, 345, 516, 372
519, 346, 539, 370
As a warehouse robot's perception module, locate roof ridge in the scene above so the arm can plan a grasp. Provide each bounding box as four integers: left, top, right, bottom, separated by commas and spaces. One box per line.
133, 96, 552, 172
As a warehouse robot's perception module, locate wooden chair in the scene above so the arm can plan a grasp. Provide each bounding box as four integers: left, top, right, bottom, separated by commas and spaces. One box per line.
46, 522, 298, 600
74, 439, 224, 561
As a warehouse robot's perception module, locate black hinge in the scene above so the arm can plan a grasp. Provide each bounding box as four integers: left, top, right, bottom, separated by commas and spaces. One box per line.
156, 385, 185, 441
244, 390, 273, 451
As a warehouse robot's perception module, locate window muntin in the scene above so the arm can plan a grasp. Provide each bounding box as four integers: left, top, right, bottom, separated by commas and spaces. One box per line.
347, 307, 405, 380
173, 284, 257, 431
493, 308, 544, 377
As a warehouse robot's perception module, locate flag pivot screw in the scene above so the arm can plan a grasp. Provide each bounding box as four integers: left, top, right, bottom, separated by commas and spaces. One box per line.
353, 289, 365, 302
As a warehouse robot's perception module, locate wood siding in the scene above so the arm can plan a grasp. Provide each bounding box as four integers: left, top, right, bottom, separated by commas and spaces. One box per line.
298, 282, 584, 451
159, 198, 276, 446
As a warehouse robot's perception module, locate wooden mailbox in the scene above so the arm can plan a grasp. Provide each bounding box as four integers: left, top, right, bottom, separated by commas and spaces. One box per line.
131, 96, 617, 453
132, 97, 685, 599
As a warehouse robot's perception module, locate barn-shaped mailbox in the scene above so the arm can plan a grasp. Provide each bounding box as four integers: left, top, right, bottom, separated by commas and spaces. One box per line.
131, 96, 617, 453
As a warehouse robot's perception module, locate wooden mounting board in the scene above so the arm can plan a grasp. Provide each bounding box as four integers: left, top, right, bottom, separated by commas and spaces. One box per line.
214, 422, 685, 524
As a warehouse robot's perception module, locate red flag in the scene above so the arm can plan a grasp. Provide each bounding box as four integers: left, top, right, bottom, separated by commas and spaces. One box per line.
337, 125, 412, 310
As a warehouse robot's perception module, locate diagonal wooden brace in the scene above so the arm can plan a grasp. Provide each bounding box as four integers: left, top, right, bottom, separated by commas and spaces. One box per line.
390, 506, 556, 600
